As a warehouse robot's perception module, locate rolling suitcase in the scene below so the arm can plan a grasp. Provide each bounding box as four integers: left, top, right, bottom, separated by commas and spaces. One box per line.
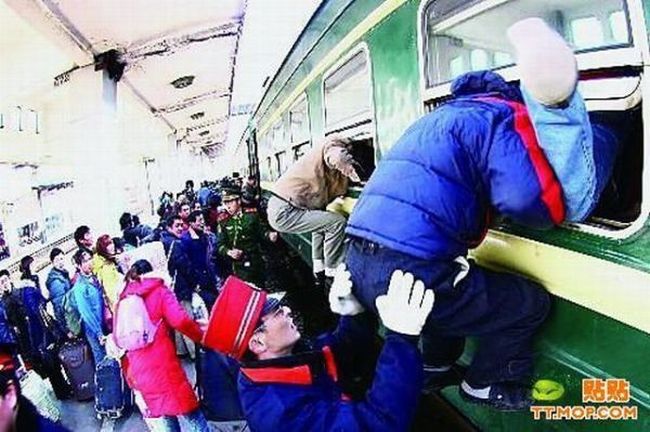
95, 357, 132, 419
58, 339, 95, 401
40, 341, 73, 400
16, 355, 61, 422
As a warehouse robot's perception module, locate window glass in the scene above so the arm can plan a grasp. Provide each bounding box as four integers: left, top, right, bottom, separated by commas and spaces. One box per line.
271, 119, 285, 150
289, 97, 310, 144
324, 50, 372, 131
266, 156, 274, 181
276, 151, 287, 175
470, 49, 489, 70
571, 16, 605, 49
424, 0, 631, 87
11, 107, 22, 131
609, 10, 628, 43
27, 110, 39, 134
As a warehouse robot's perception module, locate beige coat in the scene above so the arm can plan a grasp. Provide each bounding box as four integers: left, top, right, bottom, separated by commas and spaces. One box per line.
271, 136, 358, 210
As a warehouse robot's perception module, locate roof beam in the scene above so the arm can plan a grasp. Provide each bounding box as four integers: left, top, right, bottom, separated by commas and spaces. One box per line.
153, 89, 231, 114
123, 21, 241, 63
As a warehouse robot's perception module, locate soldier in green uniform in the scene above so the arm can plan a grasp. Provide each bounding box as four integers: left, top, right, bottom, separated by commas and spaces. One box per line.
218, 188, 278, 287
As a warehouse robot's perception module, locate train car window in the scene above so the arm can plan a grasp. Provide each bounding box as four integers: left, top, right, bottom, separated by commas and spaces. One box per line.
271, 119, 286, 151
265, 156, 274, 181
12, 106, 22, 131
323, 50, 372, 132
423, 0, 631, 88
27, 110, 39, 134
587, 104, 642, 227
347, 138, 375, 183
276, 151, 288, 176
322, 46, 377, 184
289, 96, 310, 145
421, 0, 648, 234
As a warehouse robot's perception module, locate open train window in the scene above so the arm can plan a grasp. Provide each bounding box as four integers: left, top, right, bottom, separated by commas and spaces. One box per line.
323, 45, 377, 184
347, 138, 375, 183
420, 0, 649, 235
289, 95, 310, 146
422, 0, 632, 89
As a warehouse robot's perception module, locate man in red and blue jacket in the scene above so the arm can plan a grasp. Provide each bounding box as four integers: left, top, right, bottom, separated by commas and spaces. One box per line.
204, 272, 434, 432
345, 19, 621, 410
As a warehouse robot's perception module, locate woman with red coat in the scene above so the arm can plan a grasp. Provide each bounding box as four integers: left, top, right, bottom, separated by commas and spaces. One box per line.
118, 260, 209, 432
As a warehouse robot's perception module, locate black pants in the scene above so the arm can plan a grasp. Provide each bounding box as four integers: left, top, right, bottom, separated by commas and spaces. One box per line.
345, 237, 550, 386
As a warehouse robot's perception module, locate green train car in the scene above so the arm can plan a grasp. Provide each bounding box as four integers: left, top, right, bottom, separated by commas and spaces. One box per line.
236, 0, 650, 430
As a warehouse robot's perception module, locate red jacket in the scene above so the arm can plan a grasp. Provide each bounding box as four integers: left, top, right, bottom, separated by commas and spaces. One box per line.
120, 277, 203, 417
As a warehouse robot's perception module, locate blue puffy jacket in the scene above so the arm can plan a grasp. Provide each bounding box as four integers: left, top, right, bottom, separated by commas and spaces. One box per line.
347, 71, 566, 260
46, 268, 71, 326
238, 315, 422, 432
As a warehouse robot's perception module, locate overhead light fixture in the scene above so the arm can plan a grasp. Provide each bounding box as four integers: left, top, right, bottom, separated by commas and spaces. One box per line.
170, 75, 195, 89
190, 111, 205, 120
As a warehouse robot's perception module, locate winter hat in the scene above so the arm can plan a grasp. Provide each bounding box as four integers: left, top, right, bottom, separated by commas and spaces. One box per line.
203, 276, 282, 360
507, 17, 577, 106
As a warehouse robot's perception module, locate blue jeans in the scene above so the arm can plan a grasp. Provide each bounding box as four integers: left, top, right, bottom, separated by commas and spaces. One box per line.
149, 409, 210, 432
345, 237, 550, 386
84, 330, 106, 365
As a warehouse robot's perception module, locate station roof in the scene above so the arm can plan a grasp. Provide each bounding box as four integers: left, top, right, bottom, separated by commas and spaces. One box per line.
4, 0, 247, 156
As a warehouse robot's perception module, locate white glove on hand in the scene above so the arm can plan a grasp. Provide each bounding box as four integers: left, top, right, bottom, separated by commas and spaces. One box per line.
376, 270, 435, 336
329, 263, 365, 316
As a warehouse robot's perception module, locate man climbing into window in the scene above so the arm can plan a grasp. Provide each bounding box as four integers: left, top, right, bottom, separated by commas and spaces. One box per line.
344, 18, 623, 410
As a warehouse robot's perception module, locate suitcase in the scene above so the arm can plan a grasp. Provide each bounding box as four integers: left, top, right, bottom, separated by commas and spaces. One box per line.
40, 341, 73, 400
95, 357, 132, 419
58, 339, 95, 401
16, 356, 61, 422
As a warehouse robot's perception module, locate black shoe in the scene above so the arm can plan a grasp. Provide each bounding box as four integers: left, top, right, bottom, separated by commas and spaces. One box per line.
459, 381, 533, 411
422, 364, 467, 394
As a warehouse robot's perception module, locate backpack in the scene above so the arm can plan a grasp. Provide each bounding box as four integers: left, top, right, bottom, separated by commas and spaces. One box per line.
113, 295, 160, 351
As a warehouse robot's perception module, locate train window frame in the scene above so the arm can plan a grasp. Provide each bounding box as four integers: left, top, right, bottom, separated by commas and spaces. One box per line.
288, 94, 311, 147
417, 0, 650, 240
275, 151, 288, 176
419, 0, 637, 94
322, 43, 376, 137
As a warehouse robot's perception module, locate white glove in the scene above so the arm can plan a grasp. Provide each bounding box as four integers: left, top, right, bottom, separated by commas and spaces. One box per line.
329, 264, 365, 316
376, 270, 434, 336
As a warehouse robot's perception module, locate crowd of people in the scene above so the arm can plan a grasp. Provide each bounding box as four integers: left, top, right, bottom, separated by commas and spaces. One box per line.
0, 173, 282, 431
0, 18, 628, 432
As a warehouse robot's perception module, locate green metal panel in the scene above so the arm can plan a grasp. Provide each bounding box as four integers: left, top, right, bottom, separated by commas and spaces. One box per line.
366, 1, 422, 156
442, 296, 650, 431
306, 82, 324, 140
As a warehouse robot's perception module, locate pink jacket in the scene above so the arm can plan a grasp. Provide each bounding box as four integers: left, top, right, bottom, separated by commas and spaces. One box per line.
120, 278, 203, 417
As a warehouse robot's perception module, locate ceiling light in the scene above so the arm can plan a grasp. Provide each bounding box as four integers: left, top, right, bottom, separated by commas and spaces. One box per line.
170, 75, 195, 89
